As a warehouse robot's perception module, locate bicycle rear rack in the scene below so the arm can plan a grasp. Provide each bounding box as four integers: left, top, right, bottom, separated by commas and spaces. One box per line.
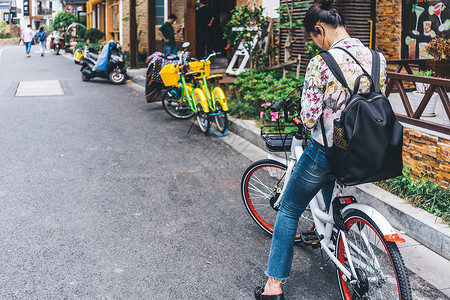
261, 125, 295, 152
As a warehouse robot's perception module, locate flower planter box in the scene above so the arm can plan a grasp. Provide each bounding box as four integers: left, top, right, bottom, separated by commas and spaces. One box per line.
411, 91, 438, 117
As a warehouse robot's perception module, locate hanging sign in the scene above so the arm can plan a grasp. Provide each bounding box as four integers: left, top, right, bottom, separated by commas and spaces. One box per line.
64, 4, 74, 14
23, 0, 29, 16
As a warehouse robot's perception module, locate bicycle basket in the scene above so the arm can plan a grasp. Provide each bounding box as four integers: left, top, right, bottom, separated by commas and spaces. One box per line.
160, 64, 180, 86
261, 125, 294, 152
188, 61, 210, 77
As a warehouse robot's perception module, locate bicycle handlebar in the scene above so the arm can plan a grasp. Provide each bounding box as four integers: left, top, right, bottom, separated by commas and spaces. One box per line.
269, 83, 304, 124
271, 100, 284, 112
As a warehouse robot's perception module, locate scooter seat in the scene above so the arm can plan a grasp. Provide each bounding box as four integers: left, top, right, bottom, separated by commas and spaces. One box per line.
88, 53, 99, 60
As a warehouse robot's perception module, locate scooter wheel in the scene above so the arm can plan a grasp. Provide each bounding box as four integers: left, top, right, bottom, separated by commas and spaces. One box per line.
109, 70, 126, 84
81, 74, 91, 81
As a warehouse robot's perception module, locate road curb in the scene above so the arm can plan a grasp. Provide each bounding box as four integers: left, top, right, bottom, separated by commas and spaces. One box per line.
228, 116, 450, 261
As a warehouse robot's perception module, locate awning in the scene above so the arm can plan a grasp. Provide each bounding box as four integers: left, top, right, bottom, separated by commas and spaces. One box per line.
0, 0, 12, 10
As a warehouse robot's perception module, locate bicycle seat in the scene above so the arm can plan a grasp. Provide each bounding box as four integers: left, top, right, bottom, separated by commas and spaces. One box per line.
206, 74, 223, 82
185, 72, 201, 79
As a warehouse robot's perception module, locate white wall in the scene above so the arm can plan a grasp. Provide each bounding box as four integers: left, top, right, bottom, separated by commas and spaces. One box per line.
262, 0, 280, 19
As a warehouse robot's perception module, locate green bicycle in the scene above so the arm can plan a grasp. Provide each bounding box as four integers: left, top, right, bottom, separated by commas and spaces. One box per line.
160, 43, 211, 133
189, 52, 229, 134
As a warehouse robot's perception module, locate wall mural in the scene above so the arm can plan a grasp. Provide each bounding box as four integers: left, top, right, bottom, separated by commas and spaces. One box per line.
403, 0, 450, 59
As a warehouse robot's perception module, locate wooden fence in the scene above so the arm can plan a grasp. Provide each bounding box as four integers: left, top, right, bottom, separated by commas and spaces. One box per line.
386, 60, 450, 135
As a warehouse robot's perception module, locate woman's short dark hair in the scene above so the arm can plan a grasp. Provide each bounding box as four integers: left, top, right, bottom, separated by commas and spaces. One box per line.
39, 26, 44, 31
304, 0, 345, 37
168, 14, 177, 20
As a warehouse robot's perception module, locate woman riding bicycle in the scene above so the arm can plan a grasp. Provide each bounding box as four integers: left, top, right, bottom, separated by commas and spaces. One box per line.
254, 0, 387, 299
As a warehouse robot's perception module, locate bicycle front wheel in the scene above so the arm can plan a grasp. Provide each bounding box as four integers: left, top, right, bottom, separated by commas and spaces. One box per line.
162, 87, 195, 119
241, 159, 314, 242
336, 210, 412, 300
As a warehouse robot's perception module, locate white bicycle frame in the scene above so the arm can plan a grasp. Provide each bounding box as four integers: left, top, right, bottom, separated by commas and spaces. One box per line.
267, 135, 404, 282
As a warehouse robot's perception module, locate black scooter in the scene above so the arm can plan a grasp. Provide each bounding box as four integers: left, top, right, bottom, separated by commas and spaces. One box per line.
80, 41, 126, 84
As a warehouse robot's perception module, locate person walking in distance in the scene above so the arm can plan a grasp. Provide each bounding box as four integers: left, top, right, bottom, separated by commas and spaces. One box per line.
196, 0, 214, 59
158, 14, 178, 56
21, 24, 34, 58
37, 26, 47, 56
253, 0, 387, 299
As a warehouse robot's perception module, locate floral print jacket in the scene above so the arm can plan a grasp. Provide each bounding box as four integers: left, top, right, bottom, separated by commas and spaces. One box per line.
300, 38, 387, 146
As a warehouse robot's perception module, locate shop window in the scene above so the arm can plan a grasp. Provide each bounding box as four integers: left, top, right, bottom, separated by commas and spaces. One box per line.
112, 0, 119, 31
156, 0, 164, 25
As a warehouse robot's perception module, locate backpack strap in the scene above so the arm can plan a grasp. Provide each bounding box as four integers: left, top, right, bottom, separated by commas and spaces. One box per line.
319, 50, 351, 94
335, 47, 381, 93
370, 50, 381, 93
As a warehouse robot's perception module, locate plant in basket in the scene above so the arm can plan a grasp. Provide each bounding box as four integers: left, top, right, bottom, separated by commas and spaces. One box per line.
426, 37, 450, 60
424, 37, 450, 78
411, 70, 438, 117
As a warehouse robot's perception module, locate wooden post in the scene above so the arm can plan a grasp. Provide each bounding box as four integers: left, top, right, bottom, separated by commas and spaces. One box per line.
29, 0, 33, 27
147, 0, 155, 55
184, 0, 196, 57
129, 0, 137, 68
296, 54, 301, 79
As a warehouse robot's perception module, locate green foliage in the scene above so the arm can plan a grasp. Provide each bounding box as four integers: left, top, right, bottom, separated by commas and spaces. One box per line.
228, 69, 304, 124
0, 21, 6, 33
85, 28, 104, 43
413, 70, 435, 77
276, 1, 309, 60
78, 26, 86, 39
376, 166, 450, 223
75, 41, 103, 53
305, 41, 321, 59
223, 5, 269, 69
275, 1, 307, 31
53, 12, 76, 30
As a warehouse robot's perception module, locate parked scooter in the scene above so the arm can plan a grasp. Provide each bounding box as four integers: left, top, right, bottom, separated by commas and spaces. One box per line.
65, 39, 77, 54
80, 40, 126, 84
50, 36, 60, 54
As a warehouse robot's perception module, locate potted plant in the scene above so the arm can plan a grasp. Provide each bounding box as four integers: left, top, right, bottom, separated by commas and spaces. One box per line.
412, 70, 438, 117
424, 37, 450, 78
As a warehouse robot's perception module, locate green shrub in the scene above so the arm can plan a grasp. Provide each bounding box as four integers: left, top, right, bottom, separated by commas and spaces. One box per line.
53, 12, 76, 30
228, 70, 304, 125
85, 28, 104, 43
376, 166, 450, 223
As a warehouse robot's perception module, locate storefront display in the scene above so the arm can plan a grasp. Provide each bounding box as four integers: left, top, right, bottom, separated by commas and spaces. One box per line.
402, 0, 450, 59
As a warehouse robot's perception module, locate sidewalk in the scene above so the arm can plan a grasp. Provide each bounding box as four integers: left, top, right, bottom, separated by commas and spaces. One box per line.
126, 68, 450, 297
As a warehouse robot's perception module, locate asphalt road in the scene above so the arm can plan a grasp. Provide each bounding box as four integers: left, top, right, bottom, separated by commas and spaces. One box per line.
0, 45, 447, 300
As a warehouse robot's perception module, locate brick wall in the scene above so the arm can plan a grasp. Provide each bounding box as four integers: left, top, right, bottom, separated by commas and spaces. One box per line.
375, 0, 402, 61
122, 0, 185, 54
403, 128, 450, 187
122, 0, 150, 53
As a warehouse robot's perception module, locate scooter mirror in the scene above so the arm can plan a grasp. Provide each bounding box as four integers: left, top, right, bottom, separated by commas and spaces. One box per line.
182, 42, 190, 49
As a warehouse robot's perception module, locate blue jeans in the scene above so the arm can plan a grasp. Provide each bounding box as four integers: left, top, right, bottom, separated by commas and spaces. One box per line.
24, 42, 32, 54
164, 45, 177, 55
266, 139, 335, 280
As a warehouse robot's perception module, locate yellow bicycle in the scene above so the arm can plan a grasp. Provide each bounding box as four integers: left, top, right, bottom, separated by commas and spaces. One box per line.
189, 52, 229, 134
160, 42, 211, 133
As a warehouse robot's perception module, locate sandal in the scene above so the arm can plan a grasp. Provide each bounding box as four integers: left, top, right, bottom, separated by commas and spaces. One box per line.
254, 286, 285, 300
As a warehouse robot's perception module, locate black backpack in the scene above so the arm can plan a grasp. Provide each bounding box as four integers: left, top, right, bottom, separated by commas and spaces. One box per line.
39, 31, 46, 42
319, 47, 403, 186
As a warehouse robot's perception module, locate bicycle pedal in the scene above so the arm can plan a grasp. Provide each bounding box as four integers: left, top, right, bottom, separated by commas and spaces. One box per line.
301, 230, 323, 248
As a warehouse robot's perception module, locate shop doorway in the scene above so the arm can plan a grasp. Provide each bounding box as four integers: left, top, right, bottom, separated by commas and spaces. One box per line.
207, 0, 235, 55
